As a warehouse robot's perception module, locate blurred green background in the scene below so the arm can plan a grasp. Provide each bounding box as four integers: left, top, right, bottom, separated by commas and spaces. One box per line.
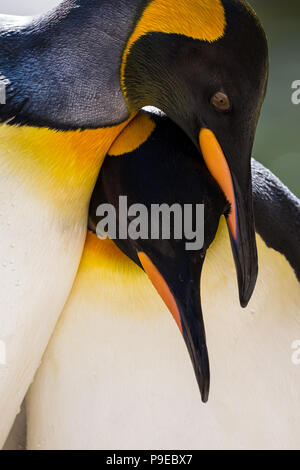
2, 0, 300, 196
250, 0, 300, 197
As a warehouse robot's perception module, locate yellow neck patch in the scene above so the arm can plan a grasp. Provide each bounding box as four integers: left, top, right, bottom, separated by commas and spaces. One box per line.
0, 118, 133, 209
121, 0, 226, 93
76, 232, 173, 321
77, 232, 150, 304
108, 113, 156, 157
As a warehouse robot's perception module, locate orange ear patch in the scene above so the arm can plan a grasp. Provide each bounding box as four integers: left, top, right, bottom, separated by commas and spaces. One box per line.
121, 0, 226, 94
138, 252, 183, 333
108, 113, 156, 156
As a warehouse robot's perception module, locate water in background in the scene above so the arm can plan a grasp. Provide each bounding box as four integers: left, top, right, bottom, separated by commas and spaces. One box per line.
2, 0, 300, 196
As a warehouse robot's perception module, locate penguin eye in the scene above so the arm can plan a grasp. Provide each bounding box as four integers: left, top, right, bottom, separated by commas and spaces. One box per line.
210, 91, 231, 112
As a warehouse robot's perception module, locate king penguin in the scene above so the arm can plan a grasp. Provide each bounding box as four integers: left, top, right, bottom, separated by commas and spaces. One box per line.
0, 11, 132, 446
0, 0, 268, 445
25, 110, 300, 450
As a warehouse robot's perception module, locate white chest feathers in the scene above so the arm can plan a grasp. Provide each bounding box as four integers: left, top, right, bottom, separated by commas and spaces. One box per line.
0, 121, 126, 447
26, 222, 300, 450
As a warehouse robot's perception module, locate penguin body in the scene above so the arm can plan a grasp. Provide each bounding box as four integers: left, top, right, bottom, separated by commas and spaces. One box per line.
252, 160, 300, 281
0, 1, 142, 128
0, 120, 131, 446
0, 1, 143, 444
0, 0, 270, 448
26, 229, 300, 450
25, 111, 300, 450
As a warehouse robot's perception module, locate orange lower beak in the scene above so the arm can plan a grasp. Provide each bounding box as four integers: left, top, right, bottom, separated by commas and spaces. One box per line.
138, 252, 183, 333
137, 251, 210, 402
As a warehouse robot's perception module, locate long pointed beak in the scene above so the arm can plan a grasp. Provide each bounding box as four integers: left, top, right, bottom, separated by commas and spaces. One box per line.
199, 129, 258, 307
138, 252, 209, 403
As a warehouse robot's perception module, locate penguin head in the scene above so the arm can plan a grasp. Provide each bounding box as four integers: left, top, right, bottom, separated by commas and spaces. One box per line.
122, 0, 268, 307
89, 111, 229, 402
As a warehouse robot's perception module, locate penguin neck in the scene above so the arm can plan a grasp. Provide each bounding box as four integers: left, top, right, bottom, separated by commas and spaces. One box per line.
83, 216, 300, 316
26, 222, 300, 451
77, 232, 162, 317
0, 119, 133, 214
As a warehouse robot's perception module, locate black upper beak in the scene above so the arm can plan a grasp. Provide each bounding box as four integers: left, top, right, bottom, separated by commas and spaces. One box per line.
199, 128, 258, 307
229, 174, 258, 307
177, 260, 210, 402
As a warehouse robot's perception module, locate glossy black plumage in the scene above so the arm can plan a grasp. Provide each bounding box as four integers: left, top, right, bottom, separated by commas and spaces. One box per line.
0, 0, 147, 128
252, 159, 300, 281
89, 110, 300, 283
89, 111, 227, 263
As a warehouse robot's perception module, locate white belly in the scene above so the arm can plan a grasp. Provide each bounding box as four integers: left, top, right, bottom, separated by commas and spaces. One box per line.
0, 168, 87, 446
0, 119, 133, 447
26, 224, 300, 450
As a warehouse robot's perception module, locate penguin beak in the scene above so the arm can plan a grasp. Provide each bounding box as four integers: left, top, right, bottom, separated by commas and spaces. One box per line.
137, 251, 209, 403
199, 129, 258, 307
